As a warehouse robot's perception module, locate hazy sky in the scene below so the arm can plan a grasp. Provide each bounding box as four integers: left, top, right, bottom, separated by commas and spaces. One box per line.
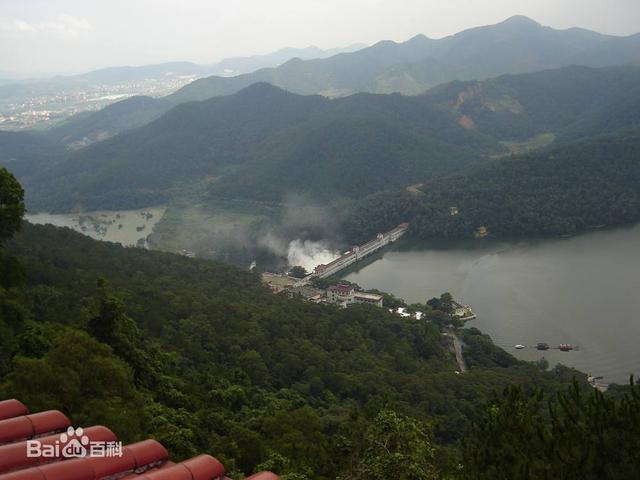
1, 0, 640, 75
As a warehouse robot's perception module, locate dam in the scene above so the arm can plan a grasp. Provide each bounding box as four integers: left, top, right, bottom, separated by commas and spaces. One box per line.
300, 223, 409, 283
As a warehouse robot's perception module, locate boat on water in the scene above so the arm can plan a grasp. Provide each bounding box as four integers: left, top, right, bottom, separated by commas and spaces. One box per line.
514, 344, 525, 349
536, 342, 549, 351
559, 343, 574, 351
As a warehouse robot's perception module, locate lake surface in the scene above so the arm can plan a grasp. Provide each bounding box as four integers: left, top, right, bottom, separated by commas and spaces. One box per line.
26, 207, 166, 247
344, 225, 640, 385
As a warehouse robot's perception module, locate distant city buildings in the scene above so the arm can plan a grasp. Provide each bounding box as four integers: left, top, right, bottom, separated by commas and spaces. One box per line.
0, 76, 199, 131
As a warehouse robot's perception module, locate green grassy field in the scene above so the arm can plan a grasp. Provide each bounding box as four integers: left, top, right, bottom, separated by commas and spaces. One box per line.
148, 200, 274, 258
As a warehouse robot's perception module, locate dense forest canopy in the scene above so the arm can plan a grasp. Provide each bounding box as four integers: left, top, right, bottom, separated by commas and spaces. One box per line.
344, 128, 640, 243
0, 167, 24, 243
461, 381, 640, 479
7, 83, 494, 212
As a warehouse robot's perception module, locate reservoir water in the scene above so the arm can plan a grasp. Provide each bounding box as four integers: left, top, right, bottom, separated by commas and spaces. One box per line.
344, 224, 640, 385
26, 207, 166, 247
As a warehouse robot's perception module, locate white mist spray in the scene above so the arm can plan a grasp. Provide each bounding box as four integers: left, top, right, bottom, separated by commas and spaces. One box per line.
286, 239, 340, 271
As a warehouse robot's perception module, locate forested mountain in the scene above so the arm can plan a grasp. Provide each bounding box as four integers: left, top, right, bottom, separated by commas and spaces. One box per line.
207, 44, 367, 77
16, 83, 497, 211
7, 65, 640, 214
425, 64, 640, 143
44, 95, 174, 146
344, 128, 640, 242
38, 16, 640, 144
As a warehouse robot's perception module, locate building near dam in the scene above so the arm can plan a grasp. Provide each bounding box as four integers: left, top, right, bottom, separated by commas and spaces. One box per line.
312, 223, 409, 279
327, 284, 383, 308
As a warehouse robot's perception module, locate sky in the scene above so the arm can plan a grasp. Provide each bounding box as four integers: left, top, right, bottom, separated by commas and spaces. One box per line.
1, 0, 640, 75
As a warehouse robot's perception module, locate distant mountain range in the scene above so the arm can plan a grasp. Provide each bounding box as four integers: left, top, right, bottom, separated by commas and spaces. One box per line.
207, 44, 367, 77
44, 15, 640, 147
0, 44, 366, 103
4, 64, 640, 213
181, 15, 640, 98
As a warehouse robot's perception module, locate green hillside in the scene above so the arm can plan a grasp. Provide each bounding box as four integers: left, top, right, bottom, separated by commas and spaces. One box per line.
425, 65, 640, 142
18, 83, 495, 211
344, 128, 640, 242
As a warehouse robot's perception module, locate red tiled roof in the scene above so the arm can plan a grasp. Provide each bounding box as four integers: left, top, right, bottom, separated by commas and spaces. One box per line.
0, 426, 117, 474
328, 284, 353, 294
0, 399, 279, 480
0, 401, 29, 421
0, 411, 71, 445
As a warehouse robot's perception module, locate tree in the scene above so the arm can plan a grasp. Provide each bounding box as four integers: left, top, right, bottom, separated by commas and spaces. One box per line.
87, 279, 159, 387
289, 266, 308, 279
0, 169, 25, 287
1, 329, 149, 440
462, 379, 640, 479
339, 410, 439, 480
439, 293, 453, 314
426, 293, 453, 314
0, 168, 24, 244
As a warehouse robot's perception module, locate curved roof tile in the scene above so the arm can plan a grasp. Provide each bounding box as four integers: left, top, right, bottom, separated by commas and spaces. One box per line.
0, 399, 278, 480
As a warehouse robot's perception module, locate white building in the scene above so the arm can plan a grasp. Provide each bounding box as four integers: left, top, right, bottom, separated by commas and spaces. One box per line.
326, 285, 383, 308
